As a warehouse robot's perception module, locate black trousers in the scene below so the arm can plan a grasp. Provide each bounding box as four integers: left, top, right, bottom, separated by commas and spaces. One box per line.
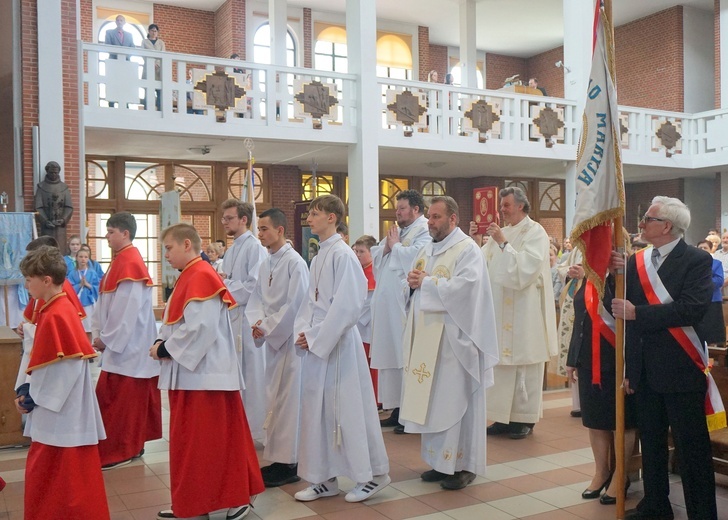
636, 384, 717, 519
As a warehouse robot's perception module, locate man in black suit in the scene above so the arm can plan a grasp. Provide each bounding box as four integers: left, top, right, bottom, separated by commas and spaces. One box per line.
612, 196, 716, 520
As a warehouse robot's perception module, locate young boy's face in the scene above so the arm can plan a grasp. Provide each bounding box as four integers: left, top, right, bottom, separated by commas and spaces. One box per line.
163, 236, 191, 270
353, 245, 372, 267
307, 207, 334, 236
25, 275, 52, 301
106, 226, 128, 252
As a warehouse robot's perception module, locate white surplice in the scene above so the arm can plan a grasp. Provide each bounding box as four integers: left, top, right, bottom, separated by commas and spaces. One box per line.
157, 297, 244, 391
222, 230, 268, 441
294, 234, 389, 484
400, 228, 499, 476
246, 244, 308, 464
25, 359, 106, 447
482, 216, 557, 424
92, 281, 159, 378
369, 215, 430, 408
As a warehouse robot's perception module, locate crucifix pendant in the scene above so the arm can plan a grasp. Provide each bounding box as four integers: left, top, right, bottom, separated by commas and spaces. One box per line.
269, 274, 273, 287
315, 288, 319, 301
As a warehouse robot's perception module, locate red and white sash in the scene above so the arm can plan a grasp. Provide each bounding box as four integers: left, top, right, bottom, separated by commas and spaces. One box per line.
584, 280, 616, 386
635, 247, 726, 432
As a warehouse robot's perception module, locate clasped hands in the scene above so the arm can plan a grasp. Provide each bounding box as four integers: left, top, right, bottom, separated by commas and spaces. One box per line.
407, 269, 428, 289
383, 226, 400, 255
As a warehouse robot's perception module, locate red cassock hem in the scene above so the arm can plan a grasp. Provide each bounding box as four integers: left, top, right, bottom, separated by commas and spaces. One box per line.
169, 389, 264, 518
96, 372, 162, 465
25, 442, 110, 519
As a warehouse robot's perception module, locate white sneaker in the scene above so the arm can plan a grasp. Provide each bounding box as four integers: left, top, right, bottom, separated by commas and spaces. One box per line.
157, 510, 209, 520
345, 474, 391, 502
294, 478, 339, 501
226, 504, 250, 520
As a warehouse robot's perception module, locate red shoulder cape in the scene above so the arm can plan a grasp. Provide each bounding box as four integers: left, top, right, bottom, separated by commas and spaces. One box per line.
363, 262, 376, 291
100, 245, 153, 293
23, 279, 86, 324
164, 257, 236, 325
27, 293, 97, 373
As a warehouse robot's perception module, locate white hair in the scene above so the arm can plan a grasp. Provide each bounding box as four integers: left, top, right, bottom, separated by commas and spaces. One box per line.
652, 196, 690, 238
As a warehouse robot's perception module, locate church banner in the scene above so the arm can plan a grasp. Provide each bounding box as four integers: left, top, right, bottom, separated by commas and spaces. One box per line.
570, 1, 625, 296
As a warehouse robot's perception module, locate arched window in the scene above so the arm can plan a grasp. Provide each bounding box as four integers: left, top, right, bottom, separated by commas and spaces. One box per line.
449, 61, 484, 89
376, 33, 412, 80
253, 23, 297, 66
314, 25, 347, 72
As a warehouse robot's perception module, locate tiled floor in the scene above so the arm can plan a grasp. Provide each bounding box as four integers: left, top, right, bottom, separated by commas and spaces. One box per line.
2, 389, 728, 519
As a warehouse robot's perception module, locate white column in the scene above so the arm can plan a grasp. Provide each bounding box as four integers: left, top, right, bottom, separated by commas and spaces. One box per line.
721, 172, 728, 233
721, 0, 728, 108
346, 0, 379, 240
37, 1, 65, 177
459, 0, 477, 88
562, 0, 592, 107
564, 161, 576, 234
269, 0, 287, 66
563, 0, 593, 236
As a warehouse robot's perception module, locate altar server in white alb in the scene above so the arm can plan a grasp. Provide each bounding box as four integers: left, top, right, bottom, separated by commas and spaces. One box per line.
246, 208, 309, 488
293, 195, 390, 503
92, 212, 162, 468
151, 224, 263, 520
221, 198, 268, 443
401, 196, 499, 490
16, 246, 109, 520
470, 186, 558, 440
370, 189, 430, 430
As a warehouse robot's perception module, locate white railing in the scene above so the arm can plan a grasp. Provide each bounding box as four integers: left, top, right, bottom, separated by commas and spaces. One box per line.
81, 42, 728, 168
377, 79, 580, 152
81, 43, 357, 141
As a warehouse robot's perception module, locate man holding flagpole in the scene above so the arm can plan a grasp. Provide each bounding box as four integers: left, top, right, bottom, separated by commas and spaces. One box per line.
612, 197, 720, 520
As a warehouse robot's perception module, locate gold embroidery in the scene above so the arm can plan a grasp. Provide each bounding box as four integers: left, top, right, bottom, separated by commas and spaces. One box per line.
415, 258, 426, 271
412, 362, 431, 384
402, 239, 411, 247
504, 297, 513, 306
502, 347, 512, 357
443, 449, 453, 461
503, 323, 512, 331
432, 265, 451, 279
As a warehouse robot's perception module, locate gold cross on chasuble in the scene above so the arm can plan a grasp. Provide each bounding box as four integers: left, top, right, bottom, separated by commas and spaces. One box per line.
412, 362, 431, 384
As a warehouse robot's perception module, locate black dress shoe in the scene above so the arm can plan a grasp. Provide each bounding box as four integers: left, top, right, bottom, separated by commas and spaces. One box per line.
486, 422, 512, 435
380, 408, 400, 427
599, 477, 630, 505
624, 508, 674, 520
508, 424, 532, 439
393, 424, 409, 434
570, 410, 582, 418
440, 471, 476, 490
421, 469, 448, 482
581, 473, 612, 499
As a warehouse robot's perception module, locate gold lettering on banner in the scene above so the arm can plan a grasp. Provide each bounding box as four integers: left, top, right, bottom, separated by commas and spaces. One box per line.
412, 362, 431, 384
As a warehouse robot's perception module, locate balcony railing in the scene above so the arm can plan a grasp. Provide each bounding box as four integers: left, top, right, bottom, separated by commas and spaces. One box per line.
81, 43, 728, 168
81, 43, 358, 141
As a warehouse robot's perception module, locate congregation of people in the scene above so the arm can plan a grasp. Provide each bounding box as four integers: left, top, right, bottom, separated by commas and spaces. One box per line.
10, 186, 724, 520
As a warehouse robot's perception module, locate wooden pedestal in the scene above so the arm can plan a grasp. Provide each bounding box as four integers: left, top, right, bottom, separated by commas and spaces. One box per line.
0, 326, 26, 446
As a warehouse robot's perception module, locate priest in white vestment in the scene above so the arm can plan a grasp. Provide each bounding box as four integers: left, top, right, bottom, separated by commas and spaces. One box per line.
370, 189, 430, 429
246, 208, 309, 488
401, 196, 499, 490
221, 199, 268, 443
471, 187, 558, 440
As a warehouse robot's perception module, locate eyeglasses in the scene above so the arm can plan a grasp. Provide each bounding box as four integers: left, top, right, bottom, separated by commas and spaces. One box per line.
641, 214, 667, 223
221, 216, 238, 223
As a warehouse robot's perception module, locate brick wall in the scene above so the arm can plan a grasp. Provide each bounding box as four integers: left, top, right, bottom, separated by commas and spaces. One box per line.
485, 53, 527, 90
418, 26, 430, 81
215, 0, 245, 59
153, 4, 215, 56
716, 0, 721, 108
624, 179, 685, 233
21, 1, 38, 212
61, 0, 82, 239
303, 8, 312, 68
269, 164, 302, 240
526, 46, 564, 98
615, 6, 684, 111
428, 44, 448, 80
80, 0, 92, 42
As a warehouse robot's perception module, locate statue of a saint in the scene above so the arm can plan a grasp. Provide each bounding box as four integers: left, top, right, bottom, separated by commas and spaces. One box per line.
35, 161, 74, 248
